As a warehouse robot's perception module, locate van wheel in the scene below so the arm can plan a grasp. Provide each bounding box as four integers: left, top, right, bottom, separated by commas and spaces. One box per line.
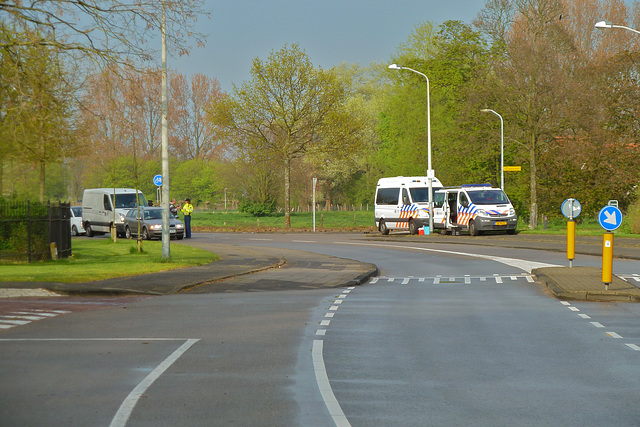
379, 220, 389, 236
72, 225, 79, 236
408, 220, 419, 235
469, 220, 480, 236
85, 223, 94, 237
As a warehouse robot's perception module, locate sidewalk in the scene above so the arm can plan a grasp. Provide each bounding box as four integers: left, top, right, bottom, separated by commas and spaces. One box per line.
0, 243, 378, 297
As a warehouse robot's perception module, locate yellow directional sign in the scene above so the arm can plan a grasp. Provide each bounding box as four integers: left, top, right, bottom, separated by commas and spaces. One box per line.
504, 166, 521, 172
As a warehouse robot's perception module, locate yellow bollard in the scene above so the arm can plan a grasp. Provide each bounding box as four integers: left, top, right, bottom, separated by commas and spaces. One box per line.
567, 220, 575, 267
602, 232, 614, 290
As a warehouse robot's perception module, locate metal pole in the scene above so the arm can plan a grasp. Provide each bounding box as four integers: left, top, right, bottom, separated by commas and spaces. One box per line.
312, 178, 317, 232
160, 2, 170, 258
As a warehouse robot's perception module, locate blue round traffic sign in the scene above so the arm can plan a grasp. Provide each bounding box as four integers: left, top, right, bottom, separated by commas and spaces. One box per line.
153, 174, 163, 187
598, 205, 622, 231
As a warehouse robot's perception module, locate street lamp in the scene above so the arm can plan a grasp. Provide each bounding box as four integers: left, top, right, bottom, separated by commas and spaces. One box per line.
480, 109, 504, 190
595, 20, 640, 35
388, 63, 434, 232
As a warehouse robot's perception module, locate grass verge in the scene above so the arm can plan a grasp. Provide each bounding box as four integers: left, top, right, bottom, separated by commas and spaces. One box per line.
1, 239, 219, 283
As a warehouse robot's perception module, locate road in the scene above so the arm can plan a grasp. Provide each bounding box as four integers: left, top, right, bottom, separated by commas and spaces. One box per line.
1, 232, 639, 426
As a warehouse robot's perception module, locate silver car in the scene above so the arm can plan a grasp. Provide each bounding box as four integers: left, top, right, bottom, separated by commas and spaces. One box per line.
123, 207, 184, 240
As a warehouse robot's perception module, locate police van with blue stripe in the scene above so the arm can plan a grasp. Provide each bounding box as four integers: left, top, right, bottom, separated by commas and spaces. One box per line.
432, 184, 517, 235
375, 176, 444, 235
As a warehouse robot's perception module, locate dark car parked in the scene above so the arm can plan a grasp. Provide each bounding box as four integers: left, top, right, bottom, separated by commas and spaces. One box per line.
123, 207, 184, 240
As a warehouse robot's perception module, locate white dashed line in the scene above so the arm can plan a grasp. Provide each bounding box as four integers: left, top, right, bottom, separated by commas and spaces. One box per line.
607, 332, 623, 339
590, 322, 605, 328
625, 344, 640, 351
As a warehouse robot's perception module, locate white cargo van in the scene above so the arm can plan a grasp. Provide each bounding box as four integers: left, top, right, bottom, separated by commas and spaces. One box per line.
82, 188, 148, 237
432, 184, 517, 235
375, 176, 444, 235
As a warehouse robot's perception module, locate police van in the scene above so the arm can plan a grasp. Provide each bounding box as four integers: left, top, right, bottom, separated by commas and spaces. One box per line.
375, 176, 444, 235
432, 184, 517, 235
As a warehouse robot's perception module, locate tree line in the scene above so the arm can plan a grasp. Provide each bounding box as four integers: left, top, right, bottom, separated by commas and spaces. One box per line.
1, 0, 639, 230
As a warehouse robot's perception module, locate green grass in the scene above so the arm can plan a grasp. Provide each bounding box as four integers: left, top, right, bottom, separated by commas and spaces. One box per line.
1, 239, 219, 283
193, 210, 376, 230
519, 216, 639, 238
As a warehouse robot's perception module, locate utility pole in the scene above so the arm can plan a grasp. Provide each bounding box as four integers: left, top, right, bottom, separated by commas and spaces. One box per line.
161, 1, 170, 259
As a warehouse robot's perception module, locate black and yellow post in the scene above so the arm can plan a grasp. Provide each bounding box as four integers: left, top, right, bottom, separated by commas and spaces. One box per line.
602, 232, 614, 290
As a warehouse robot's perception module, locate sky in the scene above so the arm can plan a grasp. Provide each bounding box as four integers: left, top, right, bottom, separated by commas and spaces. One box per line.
170, 0, 492, 92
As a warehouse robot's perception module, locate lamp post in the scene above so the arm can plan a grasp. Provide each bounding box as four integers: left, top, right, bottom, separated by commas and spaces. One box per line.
480, 109, 504, 190
388, 63, 434, 232
595, 20, 640, 35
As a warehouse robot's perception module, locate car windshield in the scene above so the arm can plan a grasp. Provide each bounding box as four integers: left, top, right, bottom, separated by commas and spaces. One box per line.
144, 210, 162, 220
111, 193, 148, 208
71, 207, 82, 216
467, 189, 510, 205
409, 188, 429, 203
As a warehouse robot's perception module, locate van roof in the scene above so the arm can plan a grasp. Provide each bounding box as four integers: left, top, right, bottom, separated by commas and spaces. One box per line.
376, 176, 443, 187
83, 188, 143, 193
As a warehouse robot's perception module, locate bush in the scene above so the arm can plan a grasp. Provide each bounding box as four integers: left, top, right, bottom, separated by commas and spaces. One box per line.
238, 200, 276, 217
623, 192, 640, 234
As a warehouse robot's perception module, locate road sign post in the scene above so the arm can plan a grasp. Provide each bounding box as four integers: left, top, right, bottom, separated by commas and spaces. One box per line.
561, 199, 581, 267
598, 204, 623, 290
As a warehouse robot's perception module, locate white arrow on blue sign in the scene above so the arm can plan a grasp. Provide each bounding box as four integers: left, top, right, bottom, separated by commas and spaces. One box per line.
153, 174, 163, 187
598, 205, 622, 231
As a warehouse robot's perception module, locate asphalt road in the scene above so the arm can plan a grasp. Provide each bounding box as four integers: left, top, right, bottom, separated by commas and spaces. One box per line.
1, 232, 639, 426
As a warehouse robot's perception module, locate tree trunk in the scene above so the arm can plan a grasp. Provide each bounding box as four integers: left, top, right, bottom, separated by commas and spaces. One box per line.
529, 138, 538, 229
284, 157, 291, 228
38, 160, 46, 203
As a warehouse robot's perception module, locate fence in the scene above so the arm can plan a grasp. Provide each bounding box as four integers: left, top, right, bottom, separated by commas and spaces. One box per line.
0, 200, 71, 263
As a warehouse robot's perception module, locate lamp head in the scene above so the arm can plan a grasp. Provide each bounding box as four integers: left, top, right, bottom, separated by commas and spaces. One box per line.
595, 20, 612, 29
388, 64, 402, 70
480, 109, 490, 113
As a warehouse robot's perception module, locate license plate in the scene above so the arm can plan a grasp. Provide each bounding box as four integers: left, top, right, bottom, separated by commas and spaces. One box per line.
495, 221, 507, 226
170, 229, 176, 234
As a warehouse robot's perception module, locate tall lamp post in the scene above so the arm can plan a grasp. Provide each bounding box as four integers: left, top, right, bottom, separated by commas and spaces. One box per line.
595, 20, 640, 35
480, 109, 504, 190
388, 64, 434, 232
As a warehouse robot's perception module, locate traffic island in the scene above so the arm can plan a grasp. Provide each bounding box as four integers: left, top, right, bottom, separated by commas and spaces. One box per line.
533, 266, 640, 302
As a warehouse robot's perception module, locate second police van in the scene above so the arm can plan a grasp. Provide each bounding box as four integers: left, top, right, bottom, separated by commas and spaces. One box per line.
432, 184, 517, 235
375, 176, 444, 235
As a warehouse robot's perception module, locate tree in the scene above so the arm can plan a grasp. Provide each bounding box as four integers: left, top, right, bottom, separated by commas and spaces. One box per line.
1, 26, 77, 202
0, 0, 209, 69
170, 73, 226, 160
209, 43, 365, 227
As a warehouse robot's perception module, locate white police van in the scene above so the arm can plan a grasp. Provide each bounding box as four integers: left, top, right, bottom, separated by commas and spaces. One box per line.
432, 184, 517, 235
375, 176, 444, 235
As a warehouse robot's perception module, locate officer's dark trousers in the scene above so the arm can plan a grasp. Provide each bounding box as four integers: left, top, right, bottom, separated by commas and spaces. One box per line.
184, 215, 191, 238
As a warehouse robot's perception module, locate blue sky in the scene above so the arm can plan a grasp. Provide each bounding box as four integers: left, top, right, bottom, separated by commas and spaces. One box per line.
170, 0, 635, 93
171, 0, 489, 92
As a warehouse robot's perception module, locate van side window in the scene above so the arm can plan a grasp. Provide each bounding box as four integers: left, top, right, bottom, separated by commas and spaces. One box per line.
433, 192, 445, 208
376, 188, 400, 205
103, 195, 112, 211
402, 188, 410, 205
460, 192, 469, 207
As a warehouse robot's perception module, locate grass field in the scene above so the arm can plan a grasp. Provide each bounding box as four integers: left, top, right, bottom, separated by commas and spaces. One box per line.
192, 210, 376, 231
1, 238, 219, 283
192, 209, 638, 237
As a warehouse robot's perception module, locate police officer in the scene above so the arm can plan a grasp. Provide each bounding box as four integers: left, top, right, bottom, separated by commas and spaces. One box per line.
181, 198, 194, 238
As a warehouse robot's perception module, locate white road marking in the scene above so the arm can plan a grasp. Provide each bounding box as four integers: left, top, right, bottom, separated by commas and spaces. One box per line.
330, 306, 339, 311
591, 322, 605, 328
561, 301, 571, 306
578, 314, 591, 319
316, 330, 327, 336
338, 294, 347, 299
312, 340, 351, 427
321, 320, 331, 326
401, 278, 410, 285
337, 241, 559, 273
325, 313, 335, 318
464, 275, 471, 284
110, 339, 199, 427
568, 307, 580, 312
625, 344, 640, 351
607, 332, 623, 339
